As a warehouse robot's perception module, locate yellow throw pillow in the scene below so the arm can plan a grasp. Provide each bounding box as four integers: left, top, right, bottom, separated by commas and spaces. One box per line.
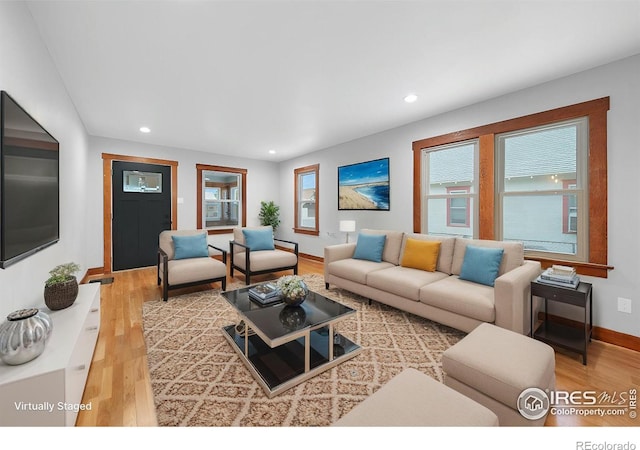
400, 238, 441, 272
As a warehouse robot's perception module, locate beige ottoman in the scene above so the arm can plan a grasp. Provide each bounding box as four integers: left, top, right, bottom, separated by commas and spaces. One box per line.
332, 368, 499, 426
442, 323, 556, 426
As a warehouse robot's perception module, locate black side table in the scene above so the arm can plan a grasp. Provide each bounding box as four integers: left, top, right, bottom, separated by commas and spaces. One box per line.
530, 280, 593, 365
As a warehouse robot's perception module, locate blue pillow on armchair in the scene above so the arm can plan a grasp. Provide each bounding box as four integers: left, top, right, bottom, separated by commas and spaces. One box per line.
242, 228, 275, 251
353, 233, 386, 263
459, 245, 504, 287
172, 233, 209, 260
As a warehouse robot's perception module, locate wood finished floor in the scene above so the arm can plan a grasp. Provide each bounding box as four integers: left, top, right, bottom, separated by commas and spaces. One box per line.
78, 259, 640, 427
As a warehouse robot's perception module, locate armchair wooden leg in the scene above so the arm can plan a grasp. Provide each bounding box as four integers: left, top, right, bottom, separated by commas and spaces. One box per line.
325, 282, 329, 289
222, 278, 226, 291
163, 280, 169, 302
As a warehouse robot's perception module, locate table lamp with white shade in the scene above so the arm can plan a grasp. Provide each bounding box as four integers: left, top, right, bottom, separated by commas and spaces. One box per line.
339, 220, 356, 243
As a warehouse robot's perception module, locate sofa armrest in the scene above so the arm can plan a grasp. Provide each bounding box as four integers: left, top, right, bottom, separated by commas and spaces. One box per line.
494, 260, 541, 335
324, 243, 357, 280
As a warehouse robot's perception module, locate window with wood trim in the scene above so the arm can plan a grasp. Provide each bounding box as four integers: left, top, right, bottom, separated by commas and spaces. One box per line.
412, 97, 611, 277
196, 164, 247, 234
496, 118, 587, 261
294, 164, 319, 235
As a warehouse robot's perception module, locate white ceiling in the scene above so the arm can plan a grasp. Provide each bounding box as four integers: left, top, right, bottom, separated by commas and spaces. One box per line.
26, 1, 640, 162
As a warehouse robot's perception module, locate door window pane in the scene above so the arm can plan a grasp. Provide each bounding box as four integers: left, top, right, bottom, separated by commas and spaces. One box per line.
123, 170, 162, 193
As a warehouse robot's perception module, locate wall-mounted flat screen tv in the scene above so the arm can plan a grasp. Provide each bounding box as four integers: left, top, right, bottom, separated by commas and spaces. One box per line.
1, 91, 59, 268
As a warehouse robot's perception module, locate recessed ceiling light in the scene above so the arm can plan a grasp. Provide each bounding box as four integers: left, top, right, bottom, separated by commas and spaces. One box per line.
268, 149, 276, 154
404, 94, 418, 103
139, 126, 151, 133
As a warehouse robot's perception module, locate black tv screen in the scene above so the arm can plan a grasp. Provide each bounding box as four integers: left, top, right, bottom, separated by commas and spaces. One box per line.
1, 91, 59, 268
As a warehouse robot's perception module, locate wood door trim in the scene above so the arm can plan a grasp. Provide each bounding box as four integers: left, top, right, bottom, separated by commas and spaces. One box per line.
102, 153, 178, 273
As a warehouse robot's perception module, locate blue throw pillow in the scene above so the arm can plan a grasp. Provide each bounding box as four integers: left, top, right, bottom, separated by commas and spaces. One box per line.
243, 228, 275, 251
172, 233, 209, 260
459, 245, 504, 287
353, 233, 386, 263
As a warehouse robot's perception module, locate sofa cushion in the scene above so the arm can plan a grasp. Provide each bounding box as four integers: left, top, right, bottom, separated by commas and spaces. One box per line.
451, 238, 523, 277
367, 266, 449, 301
327, 258, 394, 285
234, 249, 297, 271
419, 276, 495, 323
360, 229, 404, 265
172, 233, 208, 260
400, 234, 456, 274
166, 257, 226, 285
353, 232, 386, 262
459, 245, 504, 287
400, 238, 440, 272
242, 227, 275, 251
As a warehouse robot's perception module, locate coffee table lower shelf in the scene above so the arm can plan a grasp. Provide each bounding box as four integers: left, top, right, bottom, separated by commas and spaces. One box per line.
222, 324, 361, 398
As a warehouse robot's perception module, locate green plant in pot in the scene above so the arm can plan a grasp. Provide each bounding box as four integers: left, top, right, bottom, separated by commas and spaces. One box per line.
259, 200, 281, 233
44, 262, 81, 311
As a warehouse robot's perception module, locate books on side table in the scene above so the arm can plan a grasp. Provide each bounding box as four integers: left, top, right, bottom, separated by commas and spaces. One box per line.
248, 282, 282, 305
536, 265, 580, 289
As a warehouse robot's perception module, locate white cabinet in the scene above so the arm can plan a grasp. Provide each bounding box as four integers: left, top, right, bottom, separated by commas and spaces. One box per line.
0, 283, 100, 426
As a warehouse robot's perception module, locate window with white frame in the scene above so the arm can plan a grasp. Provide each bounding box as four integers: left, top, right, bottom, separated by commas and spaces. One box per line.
422, 140, 478, 238
447, 186, 471, 227
496, 118, 588, 260
563, 180, 577, 234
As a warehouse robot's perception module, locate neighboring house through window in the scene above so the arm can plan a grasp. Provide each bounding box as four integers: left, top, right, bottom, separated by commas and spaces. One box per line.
563, 179, 578, 234
447, 186, 471, 227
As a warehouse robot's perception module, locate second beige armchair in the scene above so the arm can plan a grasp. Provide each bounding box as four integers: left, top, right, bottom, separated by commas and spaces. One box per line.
229, 226, 298, 285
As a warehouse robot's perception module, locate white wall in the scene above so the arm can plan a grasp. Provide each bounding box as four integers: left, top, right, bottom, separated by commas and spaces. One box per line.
278, 54, 640, 337
0, 2, 91, 319
86, 136, 280, 267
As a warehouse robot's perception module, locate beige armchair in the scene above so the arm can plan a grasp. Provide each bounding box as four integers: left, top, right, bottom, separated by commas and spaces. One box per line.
229, 226, 298, 285
157, 230, 227, 301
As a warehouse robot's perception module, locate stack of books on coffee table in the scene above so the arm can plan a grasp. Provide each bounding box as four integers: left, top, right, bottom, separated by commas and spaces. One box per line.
536, 265, 580, 289
248, 282, 282, 305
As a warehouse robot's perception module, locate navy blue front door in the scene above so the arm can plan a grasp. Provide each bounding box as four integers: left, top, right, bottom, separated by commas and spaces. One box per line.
112, 161, 172, 271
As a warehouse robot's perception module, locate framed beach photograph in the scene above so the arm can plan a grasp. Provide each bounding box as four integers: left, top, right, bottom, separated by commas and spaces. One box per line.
338, 157, 390, 210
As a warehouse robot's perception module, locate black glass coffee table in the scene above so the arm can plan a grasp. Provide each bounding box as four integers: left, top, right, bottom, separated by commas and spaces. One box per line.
221, 286, 361, 398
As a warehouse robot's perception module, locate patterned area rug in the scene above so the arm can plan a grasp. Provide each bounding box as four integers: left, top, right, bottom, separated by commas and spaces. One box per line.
142, 274, 466, 426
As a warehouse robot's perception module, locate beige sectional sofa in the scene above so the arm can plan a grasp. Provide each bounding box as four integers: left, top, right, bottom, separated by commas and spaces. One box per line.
324, 230, 541, 334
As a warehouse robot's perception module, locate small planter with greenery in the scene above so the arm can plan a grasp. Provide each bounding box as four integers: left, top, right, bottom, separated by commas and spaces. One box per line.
44, 262, 81, 311
259, 201, 281, 233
